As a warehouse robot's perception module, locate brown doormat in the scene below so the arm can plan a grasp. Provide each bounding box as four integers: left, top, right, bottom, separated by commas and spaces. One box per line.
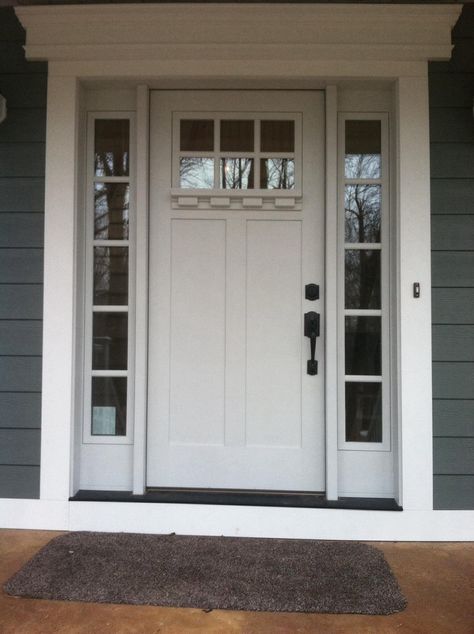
4, 532, 407, 614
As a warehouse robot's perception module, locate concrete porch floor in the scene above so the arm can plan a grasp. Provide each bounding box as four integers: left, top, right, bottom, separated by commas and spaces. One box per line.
0, 530, 473, 633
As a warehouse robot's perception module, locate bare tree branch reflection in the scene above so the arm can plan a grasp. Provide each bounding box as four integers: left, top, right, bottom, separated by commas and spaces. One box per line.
261, 158, 295, 189
180, 158, 214, 188
345, 184, 381, 243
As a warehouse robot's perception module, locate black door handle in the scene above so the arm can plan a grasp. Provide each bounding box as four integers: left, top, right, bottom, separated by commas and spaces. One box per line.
304, 311, 320, 375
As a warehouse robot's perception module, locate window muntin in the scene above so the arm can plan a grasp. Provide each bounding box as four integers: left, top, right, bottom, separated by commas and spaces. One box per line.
174, 114, 299, 192
84, 114, 134, 443
340, 114, 390, 449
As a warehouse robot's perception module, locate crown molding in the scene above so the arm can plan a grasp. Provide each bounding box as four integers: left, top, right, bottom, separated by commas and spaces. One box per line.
16, 3, 460, 65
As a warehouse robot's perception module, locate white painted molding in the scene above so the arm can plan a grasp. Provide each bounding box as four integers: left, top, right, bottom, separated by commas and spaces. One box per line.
16, 4, 459, 64
40, 75, 79, 501
396, 76, 434, 511
1, 499, 474, 541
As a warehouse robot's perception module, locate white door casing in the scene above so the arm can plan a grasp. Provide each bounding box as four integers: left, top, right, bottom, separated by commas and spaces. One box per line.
147, 91, 326, 491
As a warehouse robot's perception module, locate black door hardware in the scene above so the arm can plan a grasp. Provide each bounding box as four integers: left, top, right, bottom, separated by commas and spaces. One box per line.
305, 283, 319, 301
304, 311, 320, 375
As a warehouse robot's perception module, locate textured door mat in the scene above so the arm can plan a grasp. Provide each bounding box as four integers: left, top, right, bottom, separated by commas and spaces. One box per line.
4, 532, 407, 614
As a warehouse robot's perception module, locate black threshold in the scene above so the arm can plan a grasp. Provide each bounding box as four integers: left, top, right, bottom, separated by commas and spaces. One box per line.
71, 488, 402, 511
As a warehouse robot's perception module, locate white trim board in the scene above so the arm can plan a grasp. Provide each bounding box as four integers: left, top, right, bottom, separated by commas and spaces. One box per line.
1, 500, 473, 542
16, 4, 458, 64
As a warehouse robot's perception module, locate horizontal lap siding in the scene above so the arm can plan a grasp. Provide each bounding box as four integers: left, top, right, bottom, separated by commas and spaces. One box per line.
0, 8, 46, 499
430, 5, 474, 510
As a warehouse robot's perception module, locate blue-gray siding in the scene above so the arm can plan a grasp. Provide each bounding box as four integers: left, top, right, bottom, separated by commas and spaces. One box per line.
430, 4, 474, 510
0, 8, 45, 499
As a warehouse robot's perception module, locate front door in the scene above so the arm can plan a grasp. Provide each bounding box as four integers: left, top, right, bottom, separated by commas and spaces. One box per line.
147, 91, 325, 491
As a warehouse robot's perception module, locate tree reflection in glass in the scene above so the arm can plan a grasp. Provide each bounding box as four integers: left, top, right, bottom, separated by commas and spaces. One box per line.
345, 185, 380, 243
345, 250, 381, 309
220, 158, 254, 189
345, 120, 381, 179
180, 158, 214, 189
93, 247, 128, 306
261, 158, 295, 189
94, 120, 129, 177
94, 183, 129, 240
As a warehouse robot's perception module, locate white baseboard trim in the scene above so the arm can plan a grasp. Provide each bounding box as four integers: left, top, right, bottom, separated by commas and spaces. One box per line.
1, 499, 473, 541
0, 499, 69, 530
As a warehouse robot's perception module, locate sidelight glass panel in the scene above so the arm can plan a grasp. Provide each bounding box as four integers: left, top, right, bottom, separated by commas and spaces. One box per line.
91, 377, 127, 436
180, 119, 214, 152
94, 183, 129, 240
261, 120, 294, 152
93, 313, 128, 370
220, 158, 254, 189
345, 249, 381, 309
93, 247, 128, 305
345, 184, 381, 243
260, 158, 295, 189
345, 316, 381, 375
345, 120, 381, 179
345, 382, 382, 442
94, 119, 130, 177
179, 158, 214, 189
220, 120, 254, 152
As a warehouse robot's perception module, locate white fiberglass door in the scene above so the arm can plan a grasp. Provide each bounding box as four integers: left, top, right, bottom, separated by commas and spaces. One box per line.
147, 91, 325, 491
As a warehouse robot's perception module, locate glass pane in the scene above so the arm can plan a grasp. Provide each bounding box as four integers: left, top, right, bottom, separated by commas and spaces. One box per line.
345, 382, 382, 442
220, 120, 254, 152
180, 158, 214, 189
345, 316, 381, 375
261, 120, 294, 152
94, 183, 129, 240
93, 247, 128, 306
345, 120, 381, 179
94, 119, 129, 177
260, 158, 295, 189
93, 313, 128, 370
180, 120, 214, 152
220, 158, 254, 189
91, 377, 127, 436
345, 249, 381, 309
345, 185, 381, 243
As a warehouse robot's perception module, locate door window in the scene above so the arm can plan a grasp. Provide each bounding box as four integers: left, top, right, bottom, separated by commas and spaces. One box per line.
175, 115, 299, 191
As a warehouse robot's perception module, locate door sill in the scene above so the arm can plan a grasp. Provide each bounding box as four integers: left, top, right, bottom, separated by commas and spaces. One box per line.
70, 488, 402, 511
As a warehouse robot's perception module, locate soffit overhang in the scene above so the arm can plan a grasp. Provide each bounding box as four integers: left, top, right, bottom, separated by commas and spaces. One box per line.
16, 3, 460, 64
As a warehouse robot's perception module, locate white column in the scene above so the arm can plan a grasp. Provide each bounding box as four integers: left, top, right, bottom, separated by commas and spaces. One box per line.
39, 73, 78, 501
396, 75, 433, 510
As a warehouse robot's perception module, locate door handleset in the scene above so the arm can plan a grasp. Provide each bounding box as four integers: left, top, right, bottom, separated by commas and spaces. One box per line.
304, 311, 320, 375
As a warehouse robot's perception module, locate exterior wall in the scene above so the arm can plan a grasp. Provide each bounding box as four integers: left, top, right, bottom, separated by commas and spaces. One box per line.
0, 8, 46, 498
0, 3, 472, 512
430, 5, 474, 510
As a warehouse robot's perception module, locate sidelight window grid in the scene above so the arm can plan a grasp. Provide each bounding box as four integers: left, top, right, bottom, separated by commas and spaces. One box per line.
337, 113, 391, 451
83, 112, 135, 445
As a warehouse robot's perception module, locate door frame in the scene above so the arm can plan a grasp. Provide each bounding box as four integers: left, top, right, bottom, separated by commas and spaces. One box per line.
14, 2, 458, 531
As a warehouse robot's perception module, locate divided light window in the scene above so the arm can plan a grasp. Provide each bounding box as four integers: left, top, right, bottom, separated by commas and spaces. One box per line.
339, 114, 390, 450
175, 115, 299, 191
84, 114, 134, 444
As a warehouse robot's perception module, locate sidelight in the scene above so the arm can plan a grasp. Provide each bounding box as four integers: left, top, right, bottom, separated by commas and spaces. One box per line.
340, 114, 389, 449
85, 114, 134, 442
